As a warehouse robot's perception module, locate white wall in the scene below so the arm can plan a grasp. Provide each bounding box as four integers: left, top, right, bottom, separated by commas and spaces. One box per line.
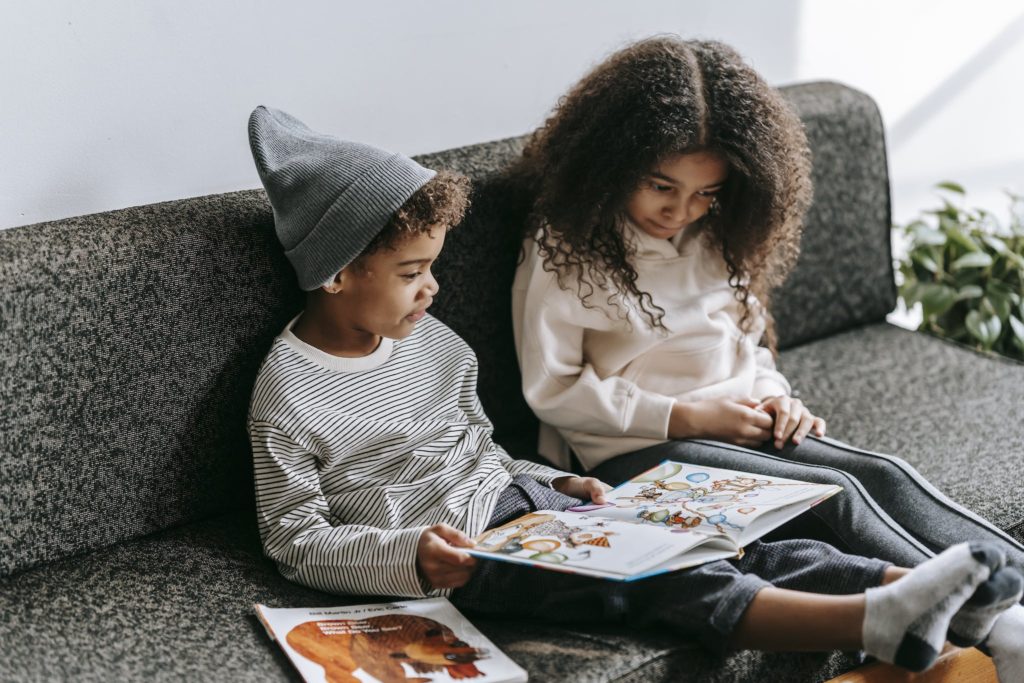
2, 0, 1021, 233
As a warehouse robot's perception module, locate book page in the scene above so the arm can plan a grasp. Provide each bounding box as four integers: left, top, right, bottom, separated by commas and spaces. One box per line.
468, 509, 723, 580
255, 598, 527, 683
597, 460, 840, 543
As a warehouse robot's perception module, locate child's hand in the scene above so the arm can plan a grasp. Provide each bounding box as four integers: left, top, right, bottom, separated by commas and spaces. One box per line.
416, 524, 477, 589
757, 395, 826, 449
669, 397, 775, 446
552, 476, 612, 503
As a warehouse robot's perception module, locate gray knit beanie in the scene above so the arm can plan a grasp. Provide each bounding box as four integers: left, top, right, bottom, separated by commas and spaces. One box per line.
247, 106, 436, 290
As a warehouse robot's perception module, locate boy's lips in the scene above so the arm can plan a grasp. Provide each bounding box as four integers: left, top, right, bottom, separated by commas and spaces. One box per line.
406, 310, 427, 322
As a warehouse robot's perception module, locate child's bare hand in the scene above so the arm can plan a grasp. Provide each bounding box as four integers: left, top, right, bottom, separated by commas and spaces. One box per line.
552, 476, 612, 503
669, 397, 774, 447
757, 395, 826, 449
416, 524, 477, 589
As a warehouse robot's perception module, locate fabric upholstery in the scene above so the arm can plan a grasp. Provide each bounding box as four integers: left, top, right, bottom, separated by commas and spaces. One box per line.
778, 322, 1024, 540
0, 510, 863, 683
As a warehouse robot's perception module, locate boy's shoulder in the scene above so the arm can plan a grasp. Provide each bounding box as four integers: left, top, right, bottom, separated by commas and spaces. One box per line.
249, 314, 476, 412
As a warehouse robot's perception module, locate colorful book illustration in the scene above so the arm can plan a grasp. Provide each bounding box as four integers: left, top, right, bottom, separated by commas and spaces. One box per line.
255, 597, 527, 683
466, 460, 841, 581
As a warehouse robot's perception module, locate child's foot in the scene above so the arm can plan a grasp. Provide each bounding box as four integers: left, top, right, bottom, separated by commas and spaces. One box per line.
981, 604, 1024, 683
863, 542, 1006, 672
948, 566, 1023, 647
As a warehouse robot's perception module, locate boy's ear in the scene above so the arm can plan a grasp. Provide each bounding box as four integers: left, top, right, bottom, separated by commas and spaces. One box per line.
321, 269, 345, 294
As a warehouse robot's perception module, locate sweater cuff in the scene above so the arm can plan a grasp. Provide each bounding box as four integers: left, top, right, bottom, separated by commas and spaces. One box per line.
391, 526, 432, 598
626, 389, 676, 439
752, 375, 791, 402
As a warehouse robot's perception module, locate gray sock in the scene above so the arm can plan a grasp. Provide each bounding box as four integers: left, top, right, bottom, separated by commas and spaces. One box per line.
948, 567, 1023, 647
983, 604, 1024, 683
863, 542, 1005, 672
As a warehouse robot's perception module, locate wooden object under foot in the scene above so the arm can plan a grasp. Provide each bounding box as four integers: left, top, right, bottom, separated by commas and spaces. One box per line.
826, 646, 996, 682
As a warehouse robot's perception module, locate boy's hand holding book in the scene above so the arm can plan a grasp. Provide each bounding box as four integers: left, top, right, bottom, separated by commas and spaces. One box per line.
417, 524, 477, 589
552, 476, 612, 503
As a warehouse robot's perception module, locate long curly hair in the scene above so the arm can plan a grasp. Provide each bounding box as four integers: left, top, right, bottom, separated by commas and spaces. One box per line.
510, 36, 812, 352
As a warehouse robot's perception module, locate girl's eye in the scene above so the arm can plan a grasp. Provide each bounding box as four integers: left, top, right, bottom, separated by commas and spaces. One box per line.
697, 189, 720, 198
650, 182, 673, 192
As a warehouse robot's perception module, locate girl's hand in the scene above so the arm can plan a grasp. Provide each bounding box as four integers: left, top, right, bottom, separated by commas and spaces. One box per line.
416, 524, 477, 589
757, 395, 826, 449
668, 397, 774, 447
552, 476, 612, 504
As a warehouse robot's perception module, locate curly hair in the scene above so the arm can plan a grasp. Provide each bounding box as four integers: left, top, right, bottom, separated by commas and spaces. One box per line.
354, 170, 471, 263
511, 36, 812, 352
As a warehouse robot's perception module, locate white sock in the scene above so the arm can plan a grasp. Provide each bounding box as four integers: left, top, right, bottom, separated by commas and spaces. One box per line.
863, 542, 1005, 672
949, 567, 1023, 647
983, 604, 1024, 683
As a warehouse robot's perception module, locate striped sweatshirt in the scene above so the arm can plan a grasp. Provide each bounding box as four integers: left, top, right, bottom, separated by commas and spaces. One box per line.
248, 314, 570, 598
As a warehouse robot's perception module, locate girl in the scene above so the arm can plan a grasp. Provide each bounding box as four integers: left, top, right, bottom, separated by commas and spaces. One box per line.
510, 36, 1024, 673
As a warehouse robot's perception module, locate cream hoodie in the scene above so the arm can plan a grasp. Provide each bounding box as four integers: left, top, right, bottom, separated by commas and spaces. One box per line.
512, 222, 790, 471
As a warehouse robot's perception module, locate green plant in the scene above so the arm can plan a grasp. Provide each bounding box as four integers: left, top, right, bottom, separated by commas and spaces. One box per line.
897, 183, 1024, 360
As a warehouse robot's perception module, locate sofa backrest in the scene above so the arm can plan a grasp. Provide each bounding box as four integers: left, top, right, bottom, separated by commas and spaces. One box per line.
0, 81, 894, 577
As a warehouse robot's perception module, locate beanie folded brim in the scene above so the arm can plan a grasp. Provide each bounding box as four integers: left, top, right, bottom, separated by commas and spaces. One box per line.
285, 154, 436, 290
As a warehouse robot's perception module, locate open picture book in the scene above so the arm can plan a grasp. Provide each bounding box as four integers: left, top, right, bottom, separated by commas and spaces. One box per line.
466, 460, 842, 581
255, 597, 527, 683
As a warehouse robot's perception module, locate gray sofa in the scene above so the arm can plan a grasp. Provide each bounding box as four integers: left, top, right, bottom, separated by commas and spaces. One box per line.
2, 81, 1021, 682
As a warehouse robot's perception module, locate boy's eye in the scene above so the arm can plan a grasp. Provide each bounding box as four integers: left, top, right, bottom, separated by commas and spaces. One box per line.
401, 272, 420, 281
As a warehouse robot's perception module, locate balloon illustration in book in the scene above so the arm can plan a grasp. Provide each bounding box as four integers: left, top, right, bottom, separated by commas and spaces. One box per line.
618, 466, 808, 535
286, 614, 489, 683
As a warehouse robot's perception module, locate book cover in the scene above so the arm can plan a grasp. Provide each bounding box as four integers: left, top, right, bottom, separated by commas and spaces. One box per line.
466, 460, 841, 581
255, 597, 527, 683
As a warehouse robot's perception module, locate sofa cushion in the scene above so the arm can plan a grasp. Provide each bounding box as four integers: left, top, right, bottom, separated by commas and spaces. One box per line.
772, 83, 896, 350
0, 190, 299, 577
778, 322, 1024, 541
0, 510, 862, 683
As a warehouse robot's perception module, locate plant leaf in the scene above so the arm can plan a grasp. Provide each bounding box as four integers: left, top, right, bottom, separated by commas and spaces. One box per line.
966, 310, 1002, 348
981, 235, 1009, 254
908, 224, 947, 246
955, 285, 984, 301
944, 225, 981, 252
950, 252, 993, 270
920, 284, 958, 319
982, 295, 1011, 321
1009, 315, 1024, 352
936, 181, 966, 194
911, 251, 939, 273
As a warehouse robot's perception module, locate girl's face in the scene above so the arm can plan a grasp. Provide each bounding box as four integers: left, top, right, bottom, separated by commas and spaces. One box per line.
625, 151, 729, 240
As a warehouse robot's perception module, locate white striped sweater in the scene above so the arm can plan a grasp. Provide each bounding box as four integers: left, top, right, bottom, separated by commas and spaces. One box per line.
248, 314, 569, 598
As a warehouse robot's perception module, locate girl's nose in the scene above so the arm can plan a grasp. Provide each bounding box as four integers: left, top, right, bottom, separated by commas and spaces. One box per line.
664, 196, 700, 225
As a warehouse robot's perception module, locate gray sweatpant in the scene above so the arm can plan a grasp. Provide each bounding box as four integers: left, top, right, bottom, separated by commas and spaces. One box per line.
452, 475, 888, 653
588, 437, 1024, 571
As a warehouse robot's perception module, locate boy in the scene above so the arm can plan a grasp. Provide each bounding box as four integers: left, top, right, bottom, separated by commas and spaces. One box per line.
246, 107, 1023, 676
246, 106, 604, 598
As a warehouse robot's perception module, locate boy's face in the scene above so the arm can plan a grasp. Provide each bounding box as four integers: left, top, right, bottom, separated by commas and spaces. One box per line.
334, 228, 445, 342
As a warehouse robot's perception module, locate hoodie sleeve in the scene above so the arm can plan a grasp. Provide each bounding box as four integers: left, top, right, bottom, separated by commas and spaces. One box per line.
513, 265, 676, 440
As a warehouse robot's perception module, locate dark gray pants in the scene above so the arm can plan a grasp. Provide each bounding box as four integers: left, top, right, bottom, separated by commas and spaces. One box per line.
589, 437, 1024, 571
452, 475, 887, 654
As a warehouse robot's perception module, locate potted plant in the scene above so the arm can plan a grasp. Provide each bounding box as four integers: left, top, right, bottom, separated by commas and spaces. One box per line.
897, 183, 1024, 361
